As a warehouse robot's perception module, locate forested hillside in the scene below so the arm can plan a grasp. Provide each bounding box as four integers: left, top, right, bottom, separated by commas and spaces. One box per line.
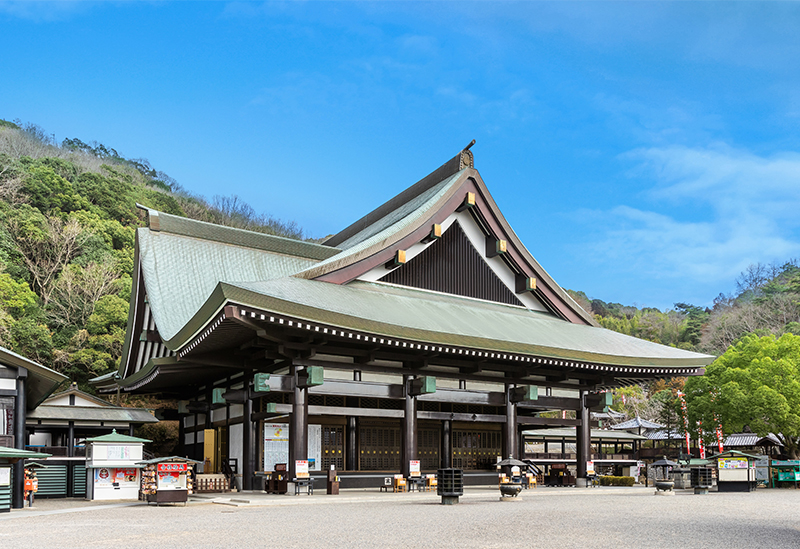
0, 119, 305, 389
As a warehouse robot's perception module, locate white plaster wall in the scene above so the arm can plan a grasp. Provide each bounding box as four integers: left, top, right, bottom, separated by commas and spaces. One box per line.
211, 408, 227, 423
228, 404, 243, 421
29, 432, 52, 446
229, 423, 243, 473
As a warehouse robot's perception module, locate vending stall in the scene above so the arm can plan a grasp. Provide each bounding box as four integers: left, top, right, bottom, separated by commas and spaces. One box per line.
715, 450, 759, 492
139, 457, 199, 505
85, 430, 150, 501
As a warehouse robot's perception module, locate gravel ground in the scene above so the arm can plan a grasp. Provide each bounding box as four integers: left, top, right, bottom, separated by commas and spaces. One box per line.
1, 486, 799, 548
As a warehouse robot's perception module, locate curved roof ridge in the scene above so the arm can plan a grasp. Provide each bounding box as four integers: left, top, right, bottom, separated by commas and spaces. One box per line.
324, 147, 473, 247
294, 171, 466, 280
136, 205, 340, 261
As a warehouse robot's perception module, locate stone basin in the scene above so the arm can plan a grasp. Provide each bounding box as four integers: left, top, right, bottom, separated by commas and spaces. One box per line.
655, 481, 674, 492
500, 484, 522, 497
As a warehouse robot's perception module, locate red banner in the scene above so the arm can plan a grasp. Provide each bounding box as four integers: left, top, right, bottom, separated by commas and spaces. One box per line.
157, 463, 188, 472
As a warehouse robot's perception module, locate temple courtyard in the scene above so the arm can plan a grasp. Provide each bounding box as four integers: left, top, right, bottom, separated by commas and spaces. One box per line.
1, 486, 798, 548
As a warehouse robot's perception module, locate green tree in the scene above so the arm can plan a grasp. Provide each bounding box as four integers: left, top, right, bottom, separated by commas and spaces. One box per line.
685, 333, 800, 458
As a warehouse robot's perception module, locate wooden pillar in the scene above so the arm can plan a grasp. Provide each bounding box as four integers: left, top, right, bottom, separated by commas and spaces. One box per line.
178, 416, 186, 457
242, 374, 256, 490
289, 364, 308, 479
128, 424, 135, 437
401, 374, 417, 477
442, 420, 452, 468
66, 420, 75, 497
346, 416, 358, 471
12, 368, 26, 509
576, 390, 591, 487
504, 384, 517, 459
67, 421, 75, 457
193, 413, 199, 461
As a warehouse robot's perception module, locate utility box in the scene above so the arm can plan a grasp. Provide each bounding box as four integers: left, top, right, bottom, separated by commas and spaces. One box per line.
327, 466, 339, 495
85, 430, 150, 501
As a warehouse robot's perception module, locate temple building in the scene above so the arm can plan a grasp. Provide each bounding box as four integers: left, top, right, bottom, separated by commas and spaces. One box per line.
93, 146, 714, 488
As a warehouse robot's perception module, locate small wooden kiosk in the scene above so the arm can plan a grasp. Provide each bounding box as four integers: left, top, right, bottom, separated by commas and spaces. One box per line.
715, 450, 759, 492
86, 430, 149, 501
138, 456, 199, 505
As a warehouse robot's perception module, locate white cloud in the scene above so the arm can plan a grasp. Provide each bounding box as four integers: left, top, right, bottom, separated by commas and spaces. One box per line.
581, 145, 800, 294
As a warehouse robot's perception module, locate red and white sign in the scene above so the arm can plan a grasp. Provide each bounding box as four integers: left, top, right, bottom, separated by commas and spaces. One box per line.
295, 460, 309, 478
409, 460, 421, 477
157, 463, 189, 472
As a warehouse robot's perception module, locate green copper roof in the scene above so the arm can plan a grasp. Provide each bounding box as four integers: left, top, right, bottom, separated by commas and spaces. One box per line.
0, 446, 52, 460
522, 428, 647, 441
86, 429, 150, 443
28, 405, 158, 424
138, 227, 324, 341
137, 456, 202, 465
296, 171, 465, 280
167, 277, 713, 369
142, 208, 340, 260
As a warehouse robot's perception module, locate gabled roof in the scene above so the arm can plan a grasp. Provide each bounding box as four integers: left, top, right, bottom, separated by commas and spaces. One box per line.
133, 210, 338, 342
724, 433, 782, 447
610, 417, 665, 430
0, 446, 51, 460
0, 346, 67, 409
300, 149, 596, 326
522, 428, 647, 441
28, 405, 158, 424
86, 429, 150, 443
104, 147, 715, 393
43, 383, 113, 407
137, 456, 202, 465
168, 277, 712, 368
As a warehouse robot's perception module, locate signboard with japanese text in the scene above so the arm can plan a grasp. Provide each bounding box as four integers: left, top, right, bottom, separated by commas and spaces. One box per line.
295, 460, 309, 478
157, 463, 189, 473
718, 458, 748, 469
263, 424, 322, 472
409, 460, 421, 477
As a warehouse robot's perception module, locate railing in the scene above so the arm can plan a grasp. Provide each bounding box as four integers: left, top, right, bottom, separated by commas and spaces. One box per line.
26, 445, 86, 457
525, 452, 637, 461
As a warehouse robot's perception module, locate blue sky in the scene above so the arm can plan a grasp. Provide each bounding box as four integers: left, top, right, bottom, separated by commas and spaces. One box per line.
2, 1, 800, 310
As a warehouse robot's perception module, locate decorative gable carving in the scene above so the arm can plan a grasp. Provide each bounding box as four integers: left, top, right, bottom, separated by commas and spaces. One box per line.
379, 221, 524, 306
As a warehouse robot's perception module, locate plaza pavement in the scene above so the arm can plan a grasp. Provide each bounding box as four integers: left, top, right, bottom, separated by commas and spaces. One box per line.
1, 485, 799, 548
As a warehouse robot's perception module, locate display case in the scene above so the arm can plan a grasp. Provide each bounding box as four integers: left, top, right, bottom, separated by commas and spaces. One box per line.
138, 456, 199, 505
139, 456, 200, 504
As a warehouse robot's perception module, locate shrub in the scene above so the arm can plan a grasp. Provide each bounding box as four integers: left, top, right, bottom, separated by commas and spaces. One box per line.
598, 476, 635, 486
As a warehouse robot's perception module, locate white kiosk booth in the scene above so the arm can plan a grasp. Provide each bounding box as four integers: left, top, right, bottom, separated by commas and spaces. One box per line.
86, 430, 150, 501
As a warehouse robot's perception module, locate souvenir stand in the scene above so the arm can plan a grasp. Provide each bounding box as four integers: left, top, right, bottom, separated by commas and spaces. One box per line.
85, 430, 150, 501
715, 450, 759, 492
769, 460, 800, 488
138, 456, 200, 505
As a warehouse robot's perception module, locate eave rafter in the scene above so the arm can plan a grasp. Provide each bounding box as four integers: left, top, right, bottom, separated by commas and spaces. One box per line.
175, 303, 704, 390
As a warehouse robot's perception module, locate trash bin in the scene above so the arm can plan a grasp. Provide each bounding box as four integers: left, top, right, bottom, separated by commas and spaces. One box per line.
437, 468, 463, 505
